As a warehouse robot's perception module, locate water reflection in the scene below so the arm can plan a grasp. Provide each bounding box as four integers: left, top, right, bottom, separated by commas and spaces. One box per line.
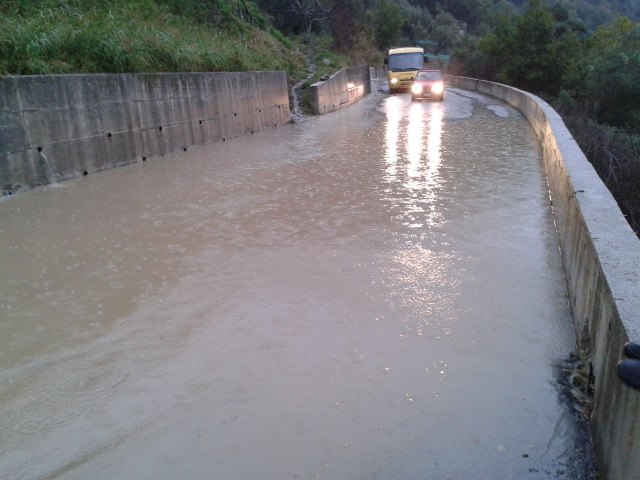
383, 96, 403, 181
381, 99, 452, 340
383, 97, 444, 229
424, 103, 443, 227
406, 102, 424, 176
426, 103, 443, 186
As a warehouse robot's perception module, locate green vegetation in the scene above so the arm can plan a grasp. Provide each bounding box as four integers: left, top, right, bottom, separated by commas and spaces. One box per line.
301, 34, 352, 84
0, 0, 306, 80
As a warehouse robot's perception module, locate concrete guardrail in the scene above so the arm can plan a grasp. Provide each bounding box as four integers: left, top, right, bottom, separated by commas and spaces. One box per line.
445, 75, 640, 480
308, 65, 371, 114
0, 71, 290, 193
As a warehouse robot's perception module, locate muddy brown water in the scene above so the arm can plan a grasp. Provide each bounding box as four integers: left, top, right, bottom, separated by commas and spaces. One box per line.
0, 86, 596, 479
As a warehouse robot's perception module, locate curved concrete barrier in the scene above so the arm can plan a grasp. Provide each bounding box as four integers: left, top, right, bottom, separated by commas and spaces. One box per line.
0, 72, 290, 193
446, 75, 640, 480
309, 65, 371, 114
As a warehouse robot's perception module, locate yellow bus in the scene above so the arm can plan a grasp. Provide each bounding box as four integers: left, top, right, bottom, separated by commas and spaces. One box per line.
385, 47, 426, 93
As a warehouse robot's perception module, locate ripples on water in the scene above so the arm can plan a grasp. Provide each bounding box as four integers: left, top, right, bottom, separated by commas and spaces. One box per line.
0, 86, 595, 479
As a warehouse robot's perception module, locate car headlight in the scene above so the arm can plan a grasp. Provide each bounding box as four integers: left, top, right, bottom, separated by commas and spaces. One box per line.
431, 81, 444, 94
411, 83, 423, 94
390, 78, 399, 85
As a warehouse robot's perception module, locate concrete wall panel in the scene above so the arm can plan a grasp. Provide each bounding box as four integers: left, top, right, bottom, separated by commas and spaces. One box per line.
0, 110, 29, 153
0, 71, 290, 191
446, 75, 640, 480
309, 65, 371, 114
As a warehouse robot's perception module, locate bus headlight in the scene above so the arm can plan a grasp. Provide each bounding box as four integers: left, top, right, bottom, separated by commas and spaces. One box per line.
431, 81, 444, 95
390, 78, 399, 85
411, 83, 423, 94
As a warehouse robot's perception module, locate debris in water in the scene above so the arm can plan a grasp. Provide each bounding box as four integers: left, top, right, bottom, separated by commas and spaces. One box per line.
559, 352, 594, 420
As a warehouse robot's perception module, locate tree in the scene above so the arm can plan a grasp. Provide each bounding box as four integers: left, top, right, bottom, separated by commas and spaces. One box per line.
287, 0, 330, 42
324, 0, 367, 50
430, 12, 462, 54
505, 0, 560, 93
401, 3, 433, 44
471, 11, 516, 81
585, 18, 640, 131
372, 0, 406, 49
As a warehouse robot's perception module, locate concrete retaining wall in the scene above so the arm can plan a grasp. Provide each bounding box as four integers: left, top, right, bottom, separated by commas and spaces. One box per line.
309, 65, 371, 114
0, 72, 290, 193
445, 75, 640, 480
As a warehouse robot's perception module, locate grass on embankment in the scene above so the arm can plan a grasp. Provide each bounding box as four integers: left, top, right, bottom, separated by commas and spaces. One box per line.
0, 0, 307, 83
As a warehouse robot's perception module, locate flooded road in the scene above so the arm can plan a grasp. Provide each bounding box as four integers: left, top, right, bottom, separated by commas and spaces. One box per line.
0, 86, 595, 479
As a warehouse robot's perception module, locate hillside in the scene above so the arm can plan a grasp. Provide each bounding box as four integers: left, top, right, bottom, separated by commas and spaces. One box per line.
0, 0, 308, 83
2, 0, 637, 76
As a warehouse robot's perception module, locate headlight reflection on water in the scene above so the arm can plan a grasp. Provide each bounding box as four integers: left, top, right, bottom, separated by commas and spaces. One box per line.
381, 96, 453, 343
384, 95, 403, 180
408, 102, 443, 228
407, 102, 424, 178
383, 95, 444, 229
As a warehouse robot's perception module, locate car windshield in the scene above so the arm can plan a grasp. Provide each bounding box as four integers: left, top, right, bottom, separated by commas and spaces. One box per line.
388, 53, 424, 71
416, 71, 442, 81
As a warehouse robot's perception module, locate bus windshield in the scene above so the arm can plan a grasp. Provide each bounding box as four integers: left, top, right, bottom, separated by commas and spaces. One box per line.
388, 53, 424, 71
